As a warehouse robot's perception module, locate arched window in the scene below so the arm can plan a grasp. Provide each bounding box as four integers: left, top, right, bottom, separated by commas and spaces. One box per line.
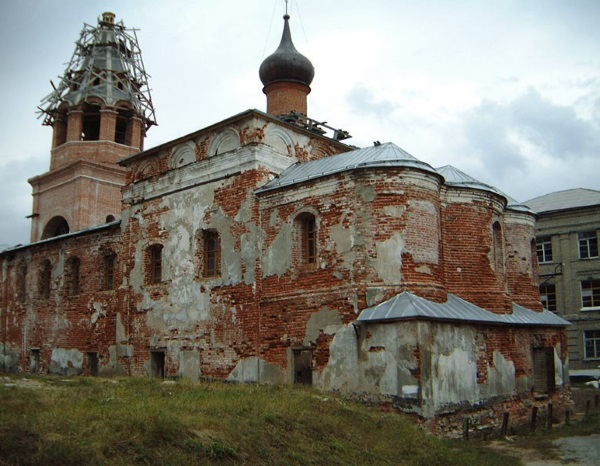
295, 213, 317, 266
81, 103, 101, 141
41, 216, 69, 240
65, 257, 81, 296
39, 259, 52, 298
106, 214, 116, 223
115, 107, 133, 145
146, 244, 163, 284
492, 222, 504, 272
202, 230, 221, 278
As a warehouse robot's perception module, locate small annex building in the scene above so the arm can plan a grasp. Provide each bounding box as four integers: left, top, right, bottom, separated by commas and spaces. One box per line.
0, 12, 571, 433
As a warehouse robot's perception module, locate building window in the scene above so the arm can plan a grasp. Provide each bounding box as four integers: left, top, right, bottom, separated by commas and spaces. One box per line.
579, 231, 598, 259
540, 283, 557, 312
103, 254, 116, 290
492, 222, 504, 271
581, 279, 600, 309
65, 257, 81, 296
203, 230, 221, 277
584, 330, 600, 359
295, 213, 317, 265
146, 244, 163, 284
536, 236, 553, 264
39, 260, 52, 298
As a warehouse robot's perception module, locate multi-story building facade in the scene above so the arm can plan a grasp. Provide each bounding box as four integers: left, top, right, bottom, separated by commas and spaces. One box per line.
0, 12, 571, 434
525, 189, 600, 376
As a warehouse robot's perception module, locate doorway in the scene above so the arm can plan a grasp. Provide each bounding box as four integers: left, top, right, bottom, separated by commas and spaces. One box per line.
150, 351, 166, 378
293, 348, 313, 385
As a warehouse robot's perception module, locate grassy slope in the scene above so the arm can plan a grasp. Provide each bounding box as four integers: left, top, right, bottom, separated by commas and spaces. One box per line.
0, 375, 514, 466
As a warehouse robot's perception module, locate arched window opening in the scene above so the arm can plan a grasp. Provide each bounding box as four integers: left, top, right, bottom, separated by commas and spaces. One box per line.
115, 108, 133, 145
146, 244, 163, 285
202, 230, 221, 278
106, 214, 116, 223
492, 222, 504, 272
41, 216, 70, 240
81, 104, 101, 141
295, 213, 317, 266
65, 257, 81, 296
39, 260, 52, 298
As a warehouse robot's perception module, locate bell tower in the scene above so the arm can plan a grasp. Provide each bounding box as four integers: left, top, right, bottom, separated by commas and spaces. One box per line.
29, 12, 156, 242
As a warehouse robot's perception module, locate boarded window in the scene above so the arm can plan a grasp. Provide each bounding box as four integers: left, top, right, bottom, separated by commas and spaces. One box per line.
39, 260, 52, 298
203, 230, 221, 277
103, 254, 116, 290
532, 347, 555, 394
295, 213, 317, 266
65, 257, 81, 296
146, 244, 163, 284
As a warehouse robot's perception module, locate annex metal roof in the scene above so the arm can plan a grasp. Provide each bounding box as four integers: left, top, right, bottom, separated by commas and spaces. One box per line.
522, 188, 600, 214
357, 291, 570, 327
257, 142, 438, 193
436, 165, 529, 211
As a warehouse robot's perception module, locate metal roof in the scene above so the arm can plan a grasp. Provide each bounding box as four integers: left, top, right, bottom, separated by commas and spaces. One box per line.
523, 188, 600, 214
256, 142, 438, 192
357, 291, 569, 327
435, 165, 529, 211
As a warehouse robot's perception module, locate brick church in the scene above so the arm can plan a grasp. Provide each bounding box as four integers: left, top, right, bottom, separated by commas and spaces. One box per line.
0, 12, 571, 430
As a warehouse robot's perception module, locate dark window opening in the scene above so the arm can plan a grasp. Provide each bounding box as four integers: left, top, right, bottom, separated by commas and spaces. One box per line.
115, 109, 132, 145
17, 264, 27, 304
492, 222, 504, 272
41, 216, 69, 240
106, 214, 116, 223
203, 230, 221, 277
81, 105, 101, 141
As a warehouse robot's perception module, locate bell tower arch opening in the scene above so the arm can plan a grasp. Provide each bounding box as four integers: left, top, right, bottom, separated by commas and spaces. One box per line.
41, 216, 70, 240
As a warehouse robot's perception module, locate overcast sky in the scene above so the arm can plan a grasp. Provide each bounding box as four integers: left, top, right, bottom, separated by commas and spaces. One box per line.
1, 0, 599, 248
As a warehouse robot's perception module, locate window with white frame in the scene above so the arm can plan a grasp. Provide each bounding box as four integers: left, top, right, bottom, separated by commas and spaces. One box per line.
584, 330, 600, 359
579, 231, 598, 259
536, 236, 553, 263
581, 279, 600, 309
540, 283, 557, 312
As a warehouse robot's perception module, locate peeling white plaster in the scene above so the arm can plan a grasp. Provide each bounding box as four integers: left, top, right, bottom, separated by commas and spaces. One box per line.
374, 232, 404, 284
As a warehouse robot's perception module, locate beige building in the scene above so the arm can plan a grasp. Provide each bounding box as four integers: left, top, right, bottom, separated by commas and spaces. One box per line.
525, 189, 600, 377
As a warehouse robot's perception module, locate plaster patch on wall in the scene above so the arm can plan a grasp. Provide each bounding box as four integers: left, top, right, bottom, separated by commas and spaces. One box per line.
382, 205, 406, 218
240, 224, 261, 285
358, 185, 376, 202
228, 356, 284, 383
90, 301, 105, 324
406, 200, 439, 264
304, 308, 342, 346
317, 326, 360, 393
374, 232, 404, 284
263, 223, 292, 277
415, 265, 432, 275
330, 222, 355, 255
481, 350, 516, 398
49, 348, 83, 376
432, 347, 478, 407
178, 350, 201, 381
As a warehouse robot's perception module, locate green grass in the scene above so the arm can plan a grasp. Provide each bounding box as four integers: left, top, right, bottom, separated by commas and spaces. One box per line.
0, 375, 514, 465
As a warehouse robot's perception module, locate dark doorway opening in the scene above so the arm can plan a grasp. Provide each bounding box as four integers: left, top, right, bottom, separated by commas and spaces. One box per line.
150, 351, 166, 378
87, 352, 99, 376
293, 348, 313, 385
532, 347, 555, 394
30, 349, 41, 374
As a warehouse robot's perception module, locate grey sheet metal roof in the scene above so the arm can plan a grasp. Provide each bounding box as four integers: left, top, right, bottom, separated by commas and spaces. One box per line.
436, 165, 529, 212
357, 291, 569, 327
256, 142, 438, 193
523, 188, 600, 214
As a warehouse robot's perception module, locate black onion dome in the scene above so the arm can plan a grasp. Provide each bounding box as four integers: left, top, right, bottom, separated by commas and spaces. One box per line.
259, 15, 315, 87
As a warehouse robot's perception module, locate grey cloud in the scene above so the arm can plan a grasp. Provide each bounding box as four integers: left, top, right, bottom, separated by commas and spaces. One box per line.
347, 85, 399, 120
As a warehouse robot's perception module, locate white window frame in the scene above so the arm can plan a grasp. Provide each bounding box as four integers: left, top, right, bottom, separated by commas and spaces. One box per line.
536, 236, 553, 264
583, 329, 600, 360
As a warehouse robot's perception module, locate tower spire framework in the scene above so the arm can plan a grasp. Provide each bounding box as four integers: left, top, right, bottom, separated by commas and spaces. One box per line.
38, 12, 156, 132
